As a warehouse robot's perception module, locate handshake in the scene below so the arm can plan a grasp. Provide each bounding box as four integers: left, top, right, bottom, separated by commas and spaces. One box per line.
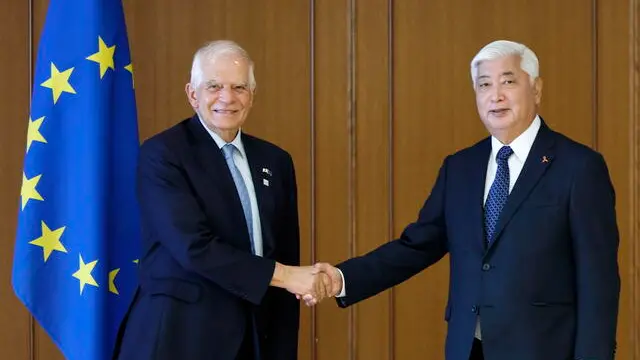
272, 262, 343, 306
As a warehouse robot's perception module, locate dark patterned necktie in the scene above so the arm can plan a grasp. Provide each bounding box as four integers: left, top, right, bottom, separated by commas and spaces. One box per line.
484, 146, 514, 244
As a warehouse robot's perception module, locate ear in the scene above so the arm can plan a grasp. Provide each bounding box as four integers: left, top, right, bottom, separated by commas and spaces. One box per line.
185, 83, 198, 109
248, 87, 256, 107
533, 77, 543, 105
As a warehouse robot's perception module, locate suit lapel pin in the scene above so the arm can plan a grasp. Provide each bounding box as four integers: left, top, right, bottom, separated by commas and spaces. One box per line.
262, 168, 272, 176
263, 179, 270, 187
541, 155, 550, 163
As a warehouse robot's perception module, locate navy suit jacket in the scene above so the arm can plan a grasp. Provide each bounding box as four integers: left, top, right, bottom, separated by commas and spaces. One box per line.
113, 116, 300, 360
336, 122, 620, 360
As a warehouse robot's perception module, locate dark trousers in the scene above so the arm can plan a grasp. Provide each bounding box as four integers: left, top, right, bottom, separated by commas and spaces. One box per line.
236, 315, 261, 360
235, 326, 258, 360
469, 338, 484, 360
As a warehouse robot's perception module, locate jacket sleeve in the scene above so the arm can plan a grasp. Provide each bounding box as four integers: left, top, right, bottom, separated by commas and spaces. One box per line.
570, 152, 620, 360
336, 157, 450, 307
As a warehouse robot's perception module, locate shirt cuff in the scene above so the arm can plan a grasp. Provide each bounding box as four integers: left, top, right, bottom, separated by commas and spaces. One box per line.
336, 268, 347, 297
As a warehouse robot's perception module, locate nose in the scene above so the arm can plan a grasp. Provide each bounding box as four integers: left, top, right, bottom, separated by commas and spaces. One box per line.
218, 87, 235, 103
490, 84, 505, 102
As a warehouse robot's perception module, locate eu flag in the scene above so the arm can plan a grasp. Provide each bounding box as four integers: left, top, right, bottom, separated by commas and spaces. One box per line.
12, 0, 140, 359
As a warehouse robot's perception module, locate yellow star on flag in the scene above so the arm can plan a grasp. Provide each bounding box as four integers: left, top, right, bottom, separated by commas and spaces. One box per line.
21, 173, 44, 210
40, 62, 76, 104
29, 221, 67, 262
86, 36, 116, 78
132, 259, 139, 264
26, 116, 47, 153
109, 268, 120, 295
124, 63, 134, 88
72, 254, 99, 294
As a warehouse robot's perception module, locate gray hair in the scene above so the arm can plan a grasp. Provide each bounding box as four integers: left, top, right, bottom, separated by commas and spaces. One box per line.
470, 40, 539, 86
189, 40, 256, 90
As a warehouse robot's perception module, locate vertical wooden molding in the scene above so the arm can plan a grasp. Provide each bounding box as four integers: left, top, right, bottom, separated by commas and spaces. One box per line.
591, 0, 599, 150
347, 0, 357, 358
387, 0, 395, 358
28, 0, 35, 359
309, 0, 317, 359
630, 0, 640, 357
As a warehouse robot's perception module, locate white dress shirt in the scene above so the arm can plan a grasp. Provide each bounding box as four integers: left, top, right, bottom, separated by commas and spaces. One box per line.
483, 115, 541, 204
198, 117, 263, 256
336, 116, 543, 334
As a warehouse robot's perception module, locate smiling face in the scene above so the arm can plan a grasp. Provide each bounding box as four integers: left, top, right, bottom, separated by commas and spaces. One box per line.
185, 52, 254, 142
474, 54, 542, 144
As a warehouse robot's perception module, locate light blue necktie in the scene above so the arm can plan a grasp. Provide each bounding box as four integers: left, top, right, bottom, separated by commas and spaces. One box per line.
222, 144, 255, 254
484, 146, 514, 245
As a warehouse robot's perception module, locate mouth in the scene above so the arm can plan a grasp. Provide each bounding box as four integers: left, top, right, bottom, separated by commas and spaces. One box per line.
214, 109, 239, 115
489, 108, 510, 116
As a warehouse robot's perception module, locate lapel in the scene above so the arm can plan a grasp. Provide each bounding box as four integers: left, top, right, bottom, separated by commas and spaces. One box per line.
186, 117, 251, 248
486, 121, 556, 252
241, 133, 276, 258
465, 138, 492, 253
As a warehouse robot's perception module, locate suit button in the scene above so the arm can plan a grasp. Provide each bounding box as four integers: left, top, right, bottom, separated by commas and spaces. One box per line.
471, 305, 478, 314
482, 263, 491, 271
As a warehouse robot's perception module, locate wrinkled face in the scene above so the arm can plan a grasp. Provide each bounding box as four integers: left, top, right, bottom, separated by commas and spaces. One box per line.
186, 53, 254, 138
474, 54, 542, 143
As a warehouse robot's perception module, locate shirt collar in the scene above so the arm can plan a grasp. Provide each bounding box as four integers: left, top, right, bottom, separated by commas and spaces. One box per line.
197, 115, 247, 159
490, 114, 541, 163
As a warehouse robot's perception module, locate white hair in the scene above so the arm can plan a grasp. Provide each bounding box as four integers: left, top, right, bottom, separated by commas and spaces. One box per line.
470, 40, 539, 86
189, 40, 256, 90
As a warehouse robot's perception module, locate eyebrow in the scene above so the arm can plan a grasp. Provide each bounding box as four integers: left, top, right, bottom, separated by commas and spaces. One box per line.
204, 80, 248, 86
476, 71, 516, 80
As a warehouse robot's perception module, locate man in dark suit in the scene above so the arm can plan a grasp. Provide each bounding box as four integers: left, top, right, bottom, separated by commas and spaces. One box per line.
312, 40, 620, 360
113, 40, 327, 360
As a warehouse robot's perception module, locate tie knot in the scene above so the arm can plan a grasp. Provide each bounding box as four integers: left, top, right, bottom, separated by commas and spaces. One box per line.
496, 146, 513, 161
222, 143, 236, 160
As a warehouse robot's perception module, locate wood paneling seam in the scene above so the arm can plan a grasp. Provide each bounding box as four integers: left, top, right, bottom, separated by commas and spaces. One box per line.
347, 0, 357, 358
309, 0, 317, 359
630, 0, 640, 357
592, 0, 599, 150
387, 0, 395, 359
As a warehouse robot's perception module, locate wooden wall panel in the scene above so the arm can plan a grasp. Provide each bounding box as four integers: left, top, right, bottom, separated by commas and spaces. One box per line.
392, 1, 458, 357
354, 0, 392, 359
633, 1, 640, 357
0, 0, 32, 359
597, 0, 635, 358
626, 1, 640, 358
312, 1, 351, 359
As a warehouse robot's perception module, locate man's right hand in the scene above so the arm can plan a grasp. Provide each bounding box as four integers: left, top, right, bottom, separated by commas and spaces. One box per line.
298, 262, 344, 306
270, 263, 331, 302
313, 262, 343, 297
